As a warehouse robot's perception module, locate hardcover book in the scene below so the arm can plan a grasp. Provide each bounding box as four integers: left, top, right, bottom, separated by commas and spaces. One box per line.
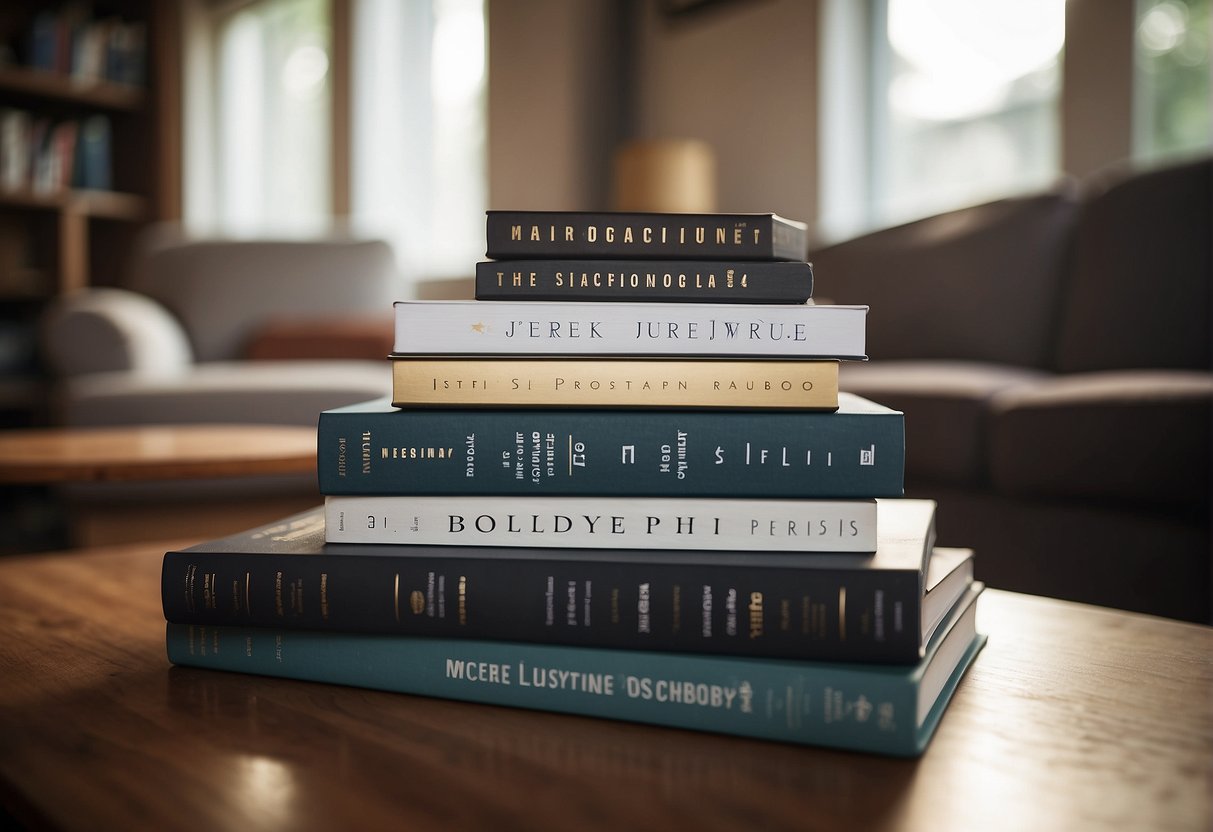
162, 500, 959, 663
316, 393, 904, 497
484, 210, 809, 261
474, 259, 813, 303
323, 494, 879, 552
165, 583, 985, 757
390, 358, 839, 410
392, 300, 868, 359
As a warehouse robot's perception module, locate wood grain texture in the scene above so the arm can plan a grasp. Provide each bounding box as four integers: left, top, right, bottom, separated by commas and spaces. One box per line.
0, 425, 317, 483
0, 541, 1209, 832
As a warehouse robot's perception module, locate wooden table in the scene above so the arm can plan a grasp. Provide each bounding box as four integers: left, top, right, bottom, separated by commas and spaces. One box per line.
0, 541, 1209, 831
0, 424, 320, 546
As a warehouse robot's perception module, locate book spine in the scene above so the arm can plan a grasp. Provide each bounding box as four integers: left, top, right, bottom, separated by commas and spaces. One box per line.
390, 359, 838, 410
474, 260, 813, 303
392, 302, 867, 359
484, 212, 806, 261
165, 624, 922, 755
160, 548, 923, 662
323, 496, 878, 552
317, 407, 904, 497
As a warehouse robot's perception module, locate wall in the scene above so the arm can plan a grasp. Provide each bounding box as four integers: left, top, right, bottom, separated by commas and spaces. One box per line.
487, 0, 819, 224
487, 0, 625, 210
631, 0, 819, 223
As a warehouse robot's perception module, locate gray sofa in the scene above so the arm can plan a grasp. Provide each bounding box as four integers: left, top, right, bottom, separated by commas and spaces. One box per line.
40, 229, 396, 428
814, 155, 1212, 622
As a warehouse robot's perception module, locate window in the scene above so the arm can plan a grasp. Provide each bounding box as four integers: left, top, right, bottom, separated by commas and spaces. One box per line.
184, 0, 487, 285
350, 0, 486, 281
819, 0, 1065, 242
820, 0, 1213, 243
1134, 0, 1212, 161
189, 0, 333, 236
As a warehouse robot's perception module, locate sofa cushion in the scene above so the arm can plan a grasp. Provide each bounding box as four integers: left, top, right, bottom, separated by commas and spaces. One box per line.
988, 370, 1213, 510
244, 316, 395, 361
840, 360, 1046, 486
60, 360, 391, 427
812, 189, 1078, 368
1053, 156, 1212, 373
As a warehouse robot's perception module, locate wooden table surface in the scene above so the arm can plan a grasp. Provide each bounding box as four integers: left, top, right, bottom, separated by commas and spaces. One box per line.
0, 424, 317, 483
1, 540, 1210, 832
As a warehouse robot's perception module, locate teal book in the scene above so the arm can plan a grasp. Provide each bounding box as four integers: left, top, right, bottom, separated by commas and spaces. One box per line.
316, 392, 903, 497
166, 585, 985, 758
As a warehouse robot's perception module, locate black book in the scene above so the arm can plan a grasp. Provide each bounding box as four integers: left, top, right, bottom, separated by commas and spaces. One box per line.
475, 259, 813, 303
160, 500, 973, 664
485, 211, 809, 261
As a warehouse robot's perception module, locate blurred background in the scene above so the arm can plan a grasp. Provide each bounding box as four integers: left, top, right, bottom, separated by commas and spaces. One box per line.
0, 0, 1209, 617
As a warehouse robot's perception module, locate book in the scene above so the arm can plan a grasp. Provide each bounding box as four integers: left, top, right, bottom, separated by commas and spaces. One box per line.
474, 259, 813, 303
316, 393, 904, 497
484, 211, 809, 261
392, 300, 868, 359
324, 494, 880, 552
161, 501, 961, 663
164, 583, 985, 757
390, 358, 839, 410
73, 115, 111, 191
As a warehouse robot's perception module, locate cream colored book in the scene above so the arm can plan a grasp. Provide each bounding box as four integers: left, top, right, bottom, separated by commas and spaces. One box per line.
392, 300, 868, 359
390, 358, 839, 410
324, 494, 878, 552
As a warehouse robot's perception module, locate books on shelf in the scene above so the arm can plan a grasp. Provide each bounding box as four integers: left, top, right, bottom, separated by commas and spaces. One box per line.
0, 109, 111, 196
162, 503, 968, 664
391, 300, 868, 359
165, 581, 984, 758
316, 392, 904, 497
323, 494, 879, 552
484, 210, 809, 261
389, 357, 840, 410
24, 7, 146, 87
474, 259, 813, 303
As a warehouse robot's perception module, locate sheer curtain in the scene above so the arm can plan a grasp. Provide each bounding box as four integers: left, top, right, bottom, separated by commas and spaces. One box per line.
186, 0, 333, 236
184, 0, 488, 287
818, 0, 1064, 242
350, 0, 487, 284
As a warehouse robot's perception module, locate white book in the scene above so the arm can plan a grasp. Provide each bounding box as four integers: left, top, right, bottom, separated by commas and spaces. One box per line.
392, 300, 868, 359
324, 495, 879, 552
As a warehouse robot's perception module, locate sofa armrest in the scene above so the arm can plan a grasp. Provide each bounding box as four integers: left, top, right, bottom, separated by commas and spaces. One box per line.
40, 288, 194, 377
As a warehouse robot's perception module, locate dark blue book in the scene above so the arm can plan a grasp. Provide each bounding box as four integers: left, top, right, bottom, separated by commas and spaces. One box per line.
485, 211, 809, 261
475, 259, 813, 303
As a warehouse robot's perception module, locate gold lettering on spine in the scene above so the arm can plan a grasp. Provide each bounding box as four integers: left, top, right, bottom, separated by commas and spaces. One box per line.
838, 586, 846, 641
245, 572, 252, 616
394, 573, 401, 622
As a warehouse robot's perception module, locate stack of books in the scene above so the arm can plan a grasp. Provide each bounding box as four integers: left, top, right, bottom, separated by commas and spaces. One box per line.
162, 210, 985, 757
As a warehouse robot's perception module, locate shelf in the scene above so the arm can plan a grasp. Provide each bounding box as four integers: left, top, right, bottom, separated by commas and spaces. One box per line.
0, 65, 144, 111
0, 188, 146, 221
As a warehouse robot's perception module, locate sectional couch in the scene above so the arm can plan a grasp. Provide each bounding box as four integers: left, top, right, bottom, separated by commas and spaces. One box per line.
814, 155, 1212, 622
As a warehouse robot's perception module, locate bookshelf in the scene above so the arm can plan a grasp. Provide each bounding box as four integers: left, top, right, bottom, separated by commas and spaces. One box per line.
0, 0, 179, 425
